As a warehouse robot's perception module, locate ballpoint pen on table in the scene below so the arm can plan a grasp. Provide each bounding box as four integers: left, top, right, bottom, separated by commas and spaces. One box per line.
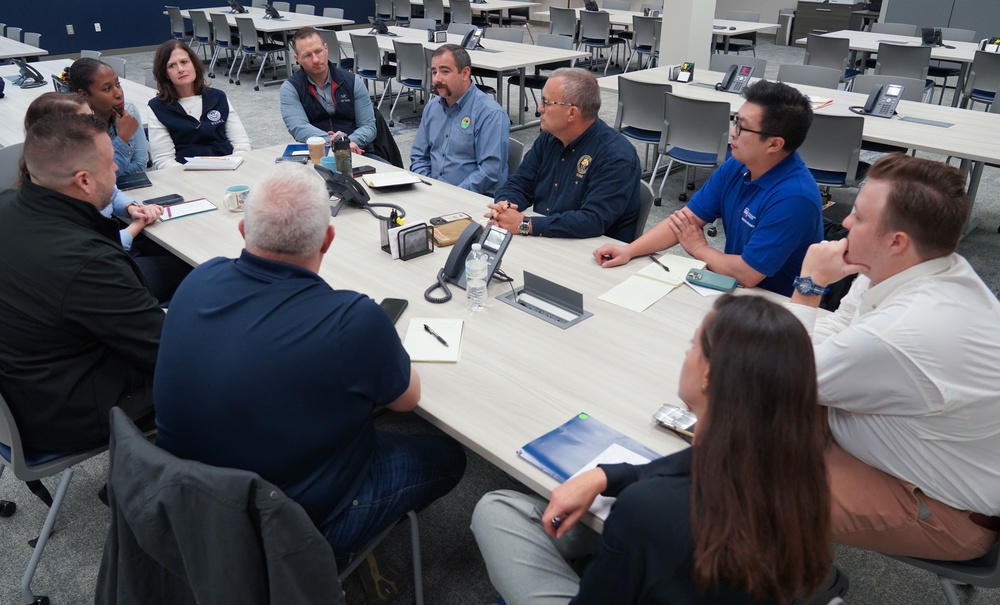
648, 254, 670, 272
423, 323, 449, 347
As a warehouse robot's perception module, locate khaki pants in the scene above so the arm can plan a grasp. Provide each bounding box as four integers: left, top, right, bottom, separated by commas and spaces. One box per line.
827, 440, 997, 560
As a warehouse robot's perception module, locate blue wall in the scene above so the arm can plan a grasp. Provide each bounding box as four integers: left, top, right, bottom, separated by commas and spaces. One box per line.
6, 1, 366, 57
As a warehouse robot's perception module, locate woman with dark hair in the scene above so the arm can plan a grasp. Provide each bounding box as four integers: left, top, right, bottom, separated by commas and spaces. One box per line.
147, 40, 251, 169
66, 57, 149, 176
472, 295, 837, 605
20, 92, 162, 251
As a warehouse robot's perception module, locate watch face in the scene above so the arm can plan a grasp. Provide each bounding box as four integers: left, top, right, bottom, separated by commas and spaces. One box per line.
519, 220, 529, 235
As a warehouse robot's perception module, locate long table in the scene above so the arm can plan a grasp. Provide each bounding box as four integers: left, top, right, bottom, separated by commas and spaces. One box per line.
175, 6, 353, 86
0, 59, 157, 148
0, 36, 48, 61
136, 145, 733, 529
598, 67, 1000, 232
338, 25, 587, 130
795, 29, 980, 107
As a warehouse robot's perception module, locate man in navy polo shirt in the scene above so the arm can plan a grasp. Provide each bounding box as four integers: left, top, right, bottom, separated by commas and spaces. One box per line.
279, 26, 376, 155
594, 80, 823, 296
153, 163, 466, 564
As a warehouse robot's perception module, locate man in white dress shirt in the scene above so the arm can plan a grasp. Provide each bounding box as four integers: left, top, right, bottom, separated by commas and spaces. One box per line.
786, 154, 1000, 561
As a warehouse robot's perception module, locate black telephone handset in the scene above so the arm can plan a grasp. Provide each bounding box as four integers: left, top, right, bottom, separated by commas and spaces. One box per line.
227, 0, 247, 13
461, 28, 484, 50
583, 0, 599, 11
859, 84, 903, 118
263, 4, 281, 18
12, 58, 46, 89
314, 164, 370, 213
715, 64, 754, 94
426, 222, 512, 302
369, 17, 392, 35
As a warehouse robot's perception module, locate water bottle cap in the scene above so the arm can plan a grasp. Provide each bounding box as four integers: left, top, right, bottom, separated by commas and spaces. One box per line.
471, 243, 481, 250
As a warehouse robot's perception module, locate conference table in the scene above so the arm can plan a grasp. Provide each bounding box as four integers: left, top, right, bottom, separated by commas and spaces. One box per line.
337, 25, 587, 130
795, 29, 981, 107
0, 36, 48, 61
598, 66, 1000, 233
174, 6, 353, 86
0, 58, 158, 148
411, 0, 541, 21
136, 145, 747, 529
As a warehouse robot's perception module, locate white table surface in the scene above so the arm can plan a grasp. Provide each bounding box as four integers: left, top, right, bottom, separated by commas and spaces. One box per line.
0, 36, 48, 61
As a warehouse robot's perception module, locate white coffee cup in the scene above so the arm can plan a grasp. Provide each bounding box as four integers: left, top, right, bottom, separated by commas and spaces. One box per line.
224, 184, 250, 212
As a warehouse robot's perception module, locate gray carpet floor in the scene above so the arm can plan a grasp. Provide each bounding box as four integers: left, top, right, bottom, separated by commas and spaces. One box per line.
2, 27, 999, 605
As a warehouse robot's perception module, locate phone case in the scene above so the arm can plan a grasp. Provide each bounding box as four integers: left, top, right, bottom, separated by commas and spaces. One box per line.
685, 269, 737, 293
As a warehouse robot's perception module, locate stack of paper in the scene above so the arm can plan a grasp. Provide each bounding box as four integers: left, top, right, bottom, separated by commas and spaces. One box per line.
598, 255, 706, 312
403, 318, 464, 362
362, 171, 421, 188
182, 156, 245, 170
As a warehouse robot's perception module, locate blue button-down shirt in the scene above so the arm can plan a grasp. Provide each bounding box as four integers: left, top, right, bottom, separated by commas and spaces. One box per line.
409, 84, 509, 196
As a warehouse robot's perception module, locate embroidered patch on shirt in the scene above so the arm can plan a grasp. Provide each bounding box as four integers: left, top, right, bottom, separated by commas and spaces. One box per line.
741, 206, 757, 228
460, 116, 471, 129
576, 155, 592, 178
207, 110, 223, 124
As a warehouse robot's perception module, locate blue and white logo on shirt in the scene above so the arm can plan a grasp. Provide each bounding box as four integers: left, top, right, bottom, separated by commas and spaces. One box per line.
207, 110, 223, 124
741, 206, 757, 228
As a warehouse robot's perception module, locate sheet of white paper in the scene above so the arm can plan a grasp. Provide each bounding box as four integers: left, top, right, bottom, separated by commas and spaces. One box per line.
568, 443, 653, 520
598, 276, 676, 312
685, 280, 727, 297
403, 318, 464, 362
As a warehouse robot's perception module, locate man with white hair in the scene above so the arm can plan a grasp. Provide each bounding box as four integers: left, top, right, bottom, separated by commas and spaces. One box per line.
153, 163, 466, 564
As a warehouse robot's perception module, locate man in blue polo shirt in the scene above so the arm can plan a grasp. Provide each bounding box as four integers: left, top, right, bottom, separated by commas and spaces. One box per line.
410, 44, 509, 196
594, 80, 823, 295
153, 163, 466, 564
486, 67, 641, 243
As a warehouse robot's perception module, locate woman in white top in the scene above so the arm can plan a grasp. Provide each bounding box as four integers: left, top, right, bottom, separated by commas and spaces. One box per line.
147, 40, 252, 169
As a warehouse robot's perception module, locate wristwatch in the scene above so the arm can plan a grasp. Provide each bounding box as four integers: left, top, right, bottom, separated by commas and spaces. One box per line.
519, 217, 531, 236
793, 276, 830, 296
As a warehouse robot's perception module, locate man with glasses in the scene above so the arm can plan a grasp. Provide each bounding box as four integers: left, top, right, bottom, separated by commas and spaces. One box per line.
487, 68, 641, 243
594, 80, 823, 296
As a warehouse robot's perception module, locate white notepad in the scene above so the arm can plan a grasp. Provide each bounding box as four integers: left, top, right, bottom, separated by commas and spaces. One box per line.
599, 255, 706, 312
158, 198, 218, 221
182, 155, 245, 170
362, 171, 421, 188
403, 318, 464, 363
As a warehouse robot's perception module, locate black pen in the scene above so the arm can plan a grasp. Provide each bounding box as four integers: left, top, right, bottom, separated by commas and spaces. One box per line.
419, 178, 433, 186
649, 254, 670, 272
423, 323, 449, 347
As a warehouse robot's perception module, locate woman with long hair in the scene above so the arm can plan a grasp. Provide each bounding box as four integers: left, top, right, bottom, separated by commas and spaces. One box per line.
473, 295, 835, 605
147, 39, 251, 169
65, 57, 148, 176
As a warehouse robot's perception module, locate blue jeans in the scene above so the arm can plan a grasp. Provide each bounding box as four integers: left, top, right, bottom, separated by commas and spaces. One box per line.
323, 431, 466, 565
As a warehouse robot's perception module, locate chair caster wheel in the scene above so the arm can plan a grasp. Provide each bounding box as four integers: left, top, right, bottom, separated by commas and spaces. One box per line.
32, 596, 50, 605
707, 226, 718, 237
228, 78, 234, 84
678, 193, 688, 202
389, 121, 395, 127
208, 73, 215, 78
254, 86, 259, 91
535, 111, 541, 117
653, 197, 661, 206
686, 182, 695, 190
236, 80, 241, 86
0, 499, 15, 517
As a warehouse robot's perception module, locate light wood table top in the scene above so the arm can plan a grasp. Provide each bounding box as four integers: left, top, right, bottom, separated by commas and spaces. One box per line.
138, 145, 752, 526
0, 36, 48, 61
411, 0, 540, 12
176, 6, 352, 33
795, 29, 980, 64
0, 59, 157, 148
532, 9, 778, 37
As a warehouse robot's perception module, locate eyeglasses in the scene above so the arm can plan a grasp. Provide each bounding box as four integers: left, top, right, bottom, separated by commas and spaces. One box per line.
540, 96, 574, 108
731, 117, 776, 138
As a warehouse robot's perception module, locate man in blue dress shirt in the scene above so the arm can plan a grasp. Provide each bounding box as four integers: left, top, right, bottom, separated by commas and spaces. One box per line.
410, 44, 509, 196
594, 80, 823, 296
487, 68, 641, 243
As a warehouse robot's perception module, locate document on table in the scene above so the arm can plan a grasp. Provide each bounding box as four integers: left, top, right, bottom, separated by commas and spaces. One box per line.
571, 443, 654, 520
182, 155, 245, 170
598, 255, 707, 312
158, 198, 217, 221
403, 318, 464, 363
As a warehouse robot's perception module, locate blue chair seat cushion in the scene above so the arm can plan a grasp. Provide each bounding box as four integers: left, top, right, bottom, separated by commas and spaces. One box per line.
621, 126, 660, 143
970, 89, 996, 103
0, 441, 78, 466
809, 168, 848, 186
666, 147, 719, 166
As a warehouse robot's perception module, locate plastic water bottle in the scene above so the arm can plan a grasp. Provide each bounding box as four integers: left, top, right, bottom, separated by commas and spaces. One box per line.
465, 243, 488, 313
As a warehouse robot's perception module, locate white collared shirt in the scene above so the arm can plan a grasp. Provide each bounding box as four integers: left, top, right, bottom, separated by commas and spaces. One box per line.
787, 254, 1000, 514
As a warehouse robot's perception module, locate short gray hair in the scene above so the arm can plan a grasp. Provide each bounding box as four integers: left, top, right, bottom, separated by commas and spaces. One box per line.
549, 67, 601, 120
243, 163, 331, 258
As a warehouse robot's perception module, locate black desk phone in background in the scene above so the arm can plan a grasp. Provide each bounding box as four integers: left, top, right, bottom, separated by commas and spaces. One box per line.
314, 164, 370, 209
442, 223, 511, 289
461, 27, 484, 50
861, 84, 903, 118
716, 64, 754, 93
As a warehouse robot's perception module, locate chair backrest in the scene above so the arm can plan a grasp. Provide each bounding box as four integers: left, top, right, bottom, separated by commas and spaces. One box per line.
967, 50, 1000, 95
602, 0, 630, 9
0, 143, 23, 192
144, 67, 157, 89
272, 1, 291, 11
615, 78, 671, 133
484, 27, 523, 43
635, 181, 654, 241
708, 54, 766, 74
549, 7, 578, 39
323, 7, 344, 19
0, 23, 5, 38
726, 10, 759, 22
870, 22, 918, 36
236, 16, 261, 52
165, 6, 186, 37
295, 3, 315, 15
579, 10, 611, 44
375, 0, 393, 20
80, 49, 102, 60
189, 10, 213, 41
508, 137, 525, 176
850, 74, 927, 102
660, 93, 731, 163
317, 29, 345, 65
874, 42, 931, 82
450, 0, 472, 25
447, 22, 476, 36
938, 27, 976, 43
211, 12, 234, 45
351, 33, 387, 76
6, 26, 22, 41
798, 113, 864, 186
104, 56, 127, 78
424, 0, 445, 24
640, 2, 662, 12
23, 31, 41, 48
805, 34, 850, 73
392, 39, 426, 83
409, 18, 437, 30
777, 64, 842, 89
423, 45, 436, 94
392, 0, 411, 21
631, 15, 658, 50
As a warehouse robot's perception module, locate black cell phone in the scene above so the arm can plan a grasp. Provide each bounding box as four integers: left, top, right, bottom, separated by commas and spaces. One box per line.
379, 298, 408, 324
144, 193, 184, 206
353, 165, 376, 177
